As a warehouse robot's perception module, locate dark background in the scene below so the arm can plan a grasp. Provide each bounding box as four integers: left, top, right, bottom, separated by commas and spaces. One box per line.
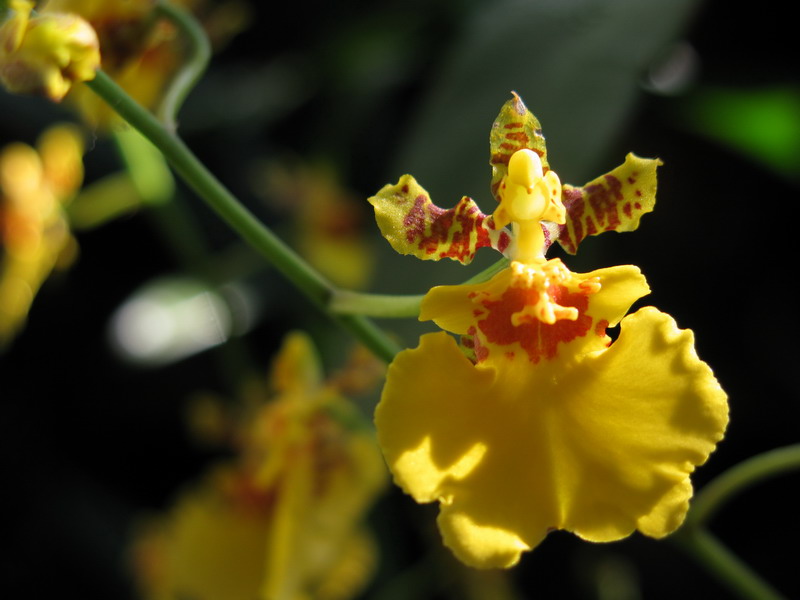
2, 0, 798, 598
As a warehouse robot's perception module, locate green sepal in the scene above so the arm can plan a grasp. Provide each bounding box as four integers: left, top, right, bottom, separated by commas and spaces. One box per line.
489, 92, 549, 201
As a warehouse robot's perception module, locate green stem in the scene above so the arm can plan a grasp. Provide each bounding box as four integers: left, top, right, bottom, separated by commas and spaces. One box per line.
688, 444, 800, 528
330, 257, 510, 317
84, 70, 401, 363
668, 444, 800, 600
330, 291, 425, 318
152, 0, 211, 132
462, 257, 510, 284
671, 528, 786, 600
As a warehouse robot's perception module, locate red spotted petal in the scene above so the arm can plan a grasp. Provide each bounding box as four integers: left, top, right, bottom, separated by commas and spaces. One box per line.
368, 174, 510, 264
556, 153, 662, 254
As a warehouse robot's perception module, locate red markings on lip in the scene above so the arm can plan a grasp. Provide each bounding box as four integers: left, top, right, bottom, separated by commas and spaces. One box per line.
594, 319, 609, 337
474, 283, 593, 364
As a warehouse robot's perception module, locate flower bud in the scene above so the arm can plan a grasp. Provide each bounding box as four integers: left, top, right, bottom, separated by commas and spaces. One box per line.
0, 0, 100, 101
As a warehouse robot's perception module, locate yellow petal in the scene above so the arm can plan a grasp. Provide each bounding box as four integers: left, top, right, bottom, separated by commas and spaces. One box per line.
376, 332, 559, 567
563, 307, 728, 541
421, 261, 650, 366
38, 124, 84, 198
438, 511, 531, 569
138, 470, 271, 600
375, 307, 728, 568
375, 332, 497, 503
636, 478, 692, 538
268, 331, 324, 395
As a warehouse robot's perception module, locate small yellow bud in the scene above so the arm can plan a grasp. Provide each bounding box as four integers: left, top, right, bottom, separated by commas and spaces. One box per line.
0, 0, 100, 101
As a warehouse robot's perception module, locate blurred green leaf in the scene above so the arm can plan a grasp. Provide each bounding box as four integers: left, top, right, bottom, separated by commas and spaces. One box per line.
682, 86, 800, 182
67, 172, 141, 229
114, 127, 175, 205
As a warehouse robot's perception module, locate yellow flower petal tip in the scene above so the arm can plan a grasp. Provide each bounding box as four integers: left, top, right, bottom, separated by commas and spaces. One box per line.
439, 511, 531, 569
0, 0, 100, 101
268, 329, 324, 394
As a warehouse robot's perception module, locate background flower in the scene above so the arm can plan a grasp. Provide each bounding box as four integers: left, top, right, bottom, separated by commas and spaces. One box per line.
0, 123, 83, 347
0, 0, 99, 101
42, 0, 248, 127
132, 332, 387, 600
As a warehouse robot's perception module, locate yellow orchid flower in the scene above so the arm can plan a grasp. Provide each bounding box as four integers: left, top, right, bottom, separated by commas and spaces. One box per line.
0, 0, 100, 101
370, 94, 728, 569
132, 332, 387, 600
0, 124, 83, 348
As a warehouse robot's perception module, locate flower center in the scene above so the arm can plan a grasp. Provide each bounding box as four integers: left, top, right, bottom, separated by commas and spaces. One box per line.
464, 258, 601, 364
509, 260, 586, 325
494, 149, 565, 264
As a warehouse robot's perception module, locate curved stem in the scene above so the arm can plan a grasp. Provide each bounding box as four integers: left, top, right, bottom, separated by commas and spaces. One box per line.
668, 444, 800, 600
671, 527, 786, 600
687, 444, 800, 528
84, 70, 401, 363
152, 0, 211, 132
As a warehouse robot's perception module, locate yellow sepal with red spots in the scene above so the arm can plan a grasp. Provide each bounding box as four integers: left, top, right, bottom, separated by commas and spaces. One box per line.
367, 174, 511, 264
556, 153, 662, 254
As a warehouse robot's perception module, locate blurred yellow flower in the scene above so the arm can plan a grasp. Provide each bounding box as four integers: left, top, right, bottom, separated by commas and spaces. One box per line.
0, 124, 83, 348
132, 332, 387, 600
0, 0, 99, 101
372, 96, 728, 568
43, 0, 248, 127
261, 161, 375, 289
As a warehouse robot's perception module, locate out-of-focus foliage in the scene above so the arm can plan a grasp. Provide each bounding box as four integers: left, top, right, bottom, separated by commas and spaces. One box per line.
681, 86, 800, 182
